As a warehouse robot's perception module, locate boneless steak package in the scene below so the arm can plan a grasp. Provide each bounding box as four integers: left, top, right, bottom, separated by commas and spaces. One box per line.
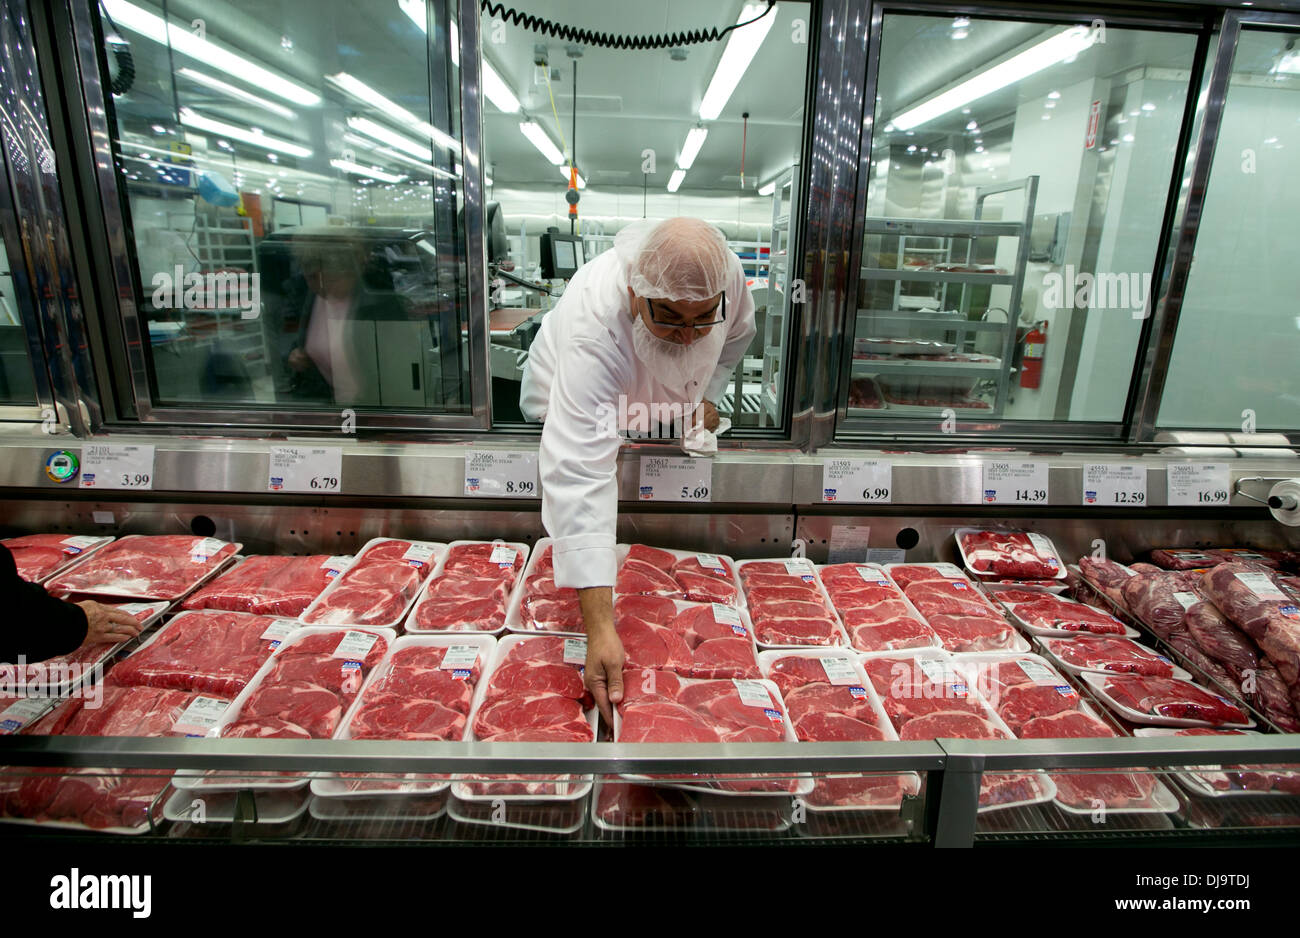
956, 529, 1066, 581
1038, 635, 1187, 679
505, 539, 582, 633
299, 538, 443, 627
1198, 563, 1300, 699
816, 563, 941, 653
757, 648, 919, 810
735, 558, 849, 648
2, 534, 114, 583
406, 540, 528, 633
615, 596, 759, 680
614, 544, 745, 607
1082, 673, 1252, 728
883, 563, 1027, 654
182, 554, 348, 617
45, 535, 240, 600
984, 584, 1134, 637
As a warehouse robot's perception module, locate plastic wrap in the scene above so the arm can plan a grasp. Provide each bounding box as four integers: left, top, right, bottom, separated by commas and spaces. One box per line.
616, 597, 759, 680
734, 558, 848, 648
182, 554, 345, 616
816, 563, 940, 653
46, 535, 240, 600
2, 534, 114, 583
406, 541, 528, 633
299, 538, 442, 627
956, 529, 1066, 580
1039, 636, 1184, 679
883, 563, 1028, 654
1083, 673, 1252, 728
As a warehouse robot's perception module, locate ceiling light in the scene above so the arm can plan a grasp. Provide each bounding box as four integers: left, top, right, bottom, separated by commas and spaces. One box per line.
325, 73, 458, 152
151, 124, 166, 133
177, 67, 296, 119
1141, 102, 1156, 111
103, 0, 320, 105
1122, 133, 1135, 142
519, 120, 564, 164
966, 120, 978, 130
399, 0, 461, 67
373, 144, 458, 179
331, 159, 405, 183
1044, 101, 1056, 108
677, 126, 708, 169
1047, 90, 1061, 99
561, 165, 587, 188
906, 144, 917, 152
667, 168, 687, 192
348, 116, 432, 160
952, 17, 971, 28
698, 2, 779, 120
178, 108, 312, 157
974, 145, 984, 152
888, 25, 1098, 131
1276, 47, 1300, 74
758, 179, 776, 196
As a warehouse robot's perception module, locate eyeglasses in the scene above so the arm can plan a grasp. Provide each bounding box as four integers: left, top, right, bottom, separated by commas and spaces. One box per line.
646, 293, 726, 331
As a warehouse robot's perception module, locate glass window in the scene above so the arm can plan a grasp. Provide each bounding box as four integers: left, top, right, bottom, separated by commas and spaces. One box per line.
846, 14, 1196, 427
1158, 26, 1300, 432
478, 1, 810, 430
95, 0, 470, 414
0, 254, 39, 405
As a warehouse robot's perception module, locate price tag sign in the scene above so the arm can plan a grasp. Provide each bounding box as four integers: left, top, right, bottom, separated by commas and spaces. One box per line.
171, 696, 230, 736
464, 450, 539, 498
982, 460, 1048, 504
268, 446, 343, 493
1167, 463, 1230, 507
440, 645, 482, 671
821, 458, 892, 503
0, 698, 55, 735
79, 444, 155, 490
638, 456, 712, 502
1082, 463, 1147, 506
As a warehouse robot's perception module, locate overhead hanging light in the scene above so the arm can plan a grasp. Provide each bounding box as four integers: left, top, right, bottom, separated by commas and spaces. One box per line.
330, 158, 406, 183
888, 25, 1098, 131
347, 116, 432, 160
757, 178, 776, 196
176, 68, 296, 119
677, 126, 708, 170
325, 73, 459, 152
667, 168, 686, 192
698, 2, 778, 120
103, 0, 320, 105
519, 121, 564, 165
178, 108, 312, 157
396, 1, 517, 112
398, 0, 460, 66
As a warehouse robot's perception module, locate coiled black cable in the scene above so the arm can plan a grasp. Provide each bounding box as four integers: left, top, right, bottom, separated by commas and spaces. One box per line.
479, 0, 776, 50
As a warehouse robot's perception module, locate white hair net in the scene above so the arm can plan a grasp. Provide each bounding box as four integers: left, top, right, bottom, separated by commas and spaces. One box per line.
615, 217, 732, 302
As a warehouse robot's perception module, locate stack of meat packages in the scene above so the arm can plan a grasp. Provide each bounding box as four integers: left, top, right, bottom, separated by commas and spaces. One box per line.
408, 542, 525, 632
819, 564, 940, 652
735, 559, 843, 646
765, 654, 913, 808
301, 539, 438, 627
992, 588, 1129, 635
958, 530, 1064, 582
182, 554, 342, 617
1078, 549, 1300, 731
886, 564, 1018, 652
615, 545, 741, 605
862, 653, 1044, 808
2, 534, 110, 582
955, 655, 1157, 810
46, 535, 239, 599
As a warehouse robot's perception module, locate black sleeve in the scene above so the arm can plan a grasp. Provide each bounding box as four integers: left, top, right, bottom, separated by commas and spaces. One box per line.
0, 545, 88, 664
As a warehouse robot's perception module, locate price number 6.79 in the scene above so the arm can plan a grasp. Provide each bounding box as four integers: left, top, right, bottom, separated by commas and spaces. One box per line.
310, 476, 339, 490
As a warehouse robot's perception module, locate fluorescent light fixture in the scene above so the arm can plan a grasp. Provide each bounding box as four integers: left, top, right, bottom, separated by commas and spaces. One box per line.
330, 158, 406, 183
888, 25, 1098, 131
560, 165, 587, 189
348, 116, 432, 160
677, 126, 708, 169
758, 179, 776, 196
482, 59, 521, 113
178, 108, 312, 157
399, 0, 460, 66
177, 68, 296, 119
698, 2, 778, 120
1277, 48, 1300, 74
375, 144, 458, 179
520, 121, 564, 164
326, 73, 458, 153
667, 168, 686, 192
103, 0, 320, 105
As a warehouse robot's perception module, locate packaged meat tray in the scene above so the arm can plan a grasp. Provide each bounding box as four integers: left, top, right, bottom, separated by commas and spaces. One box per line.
448, 793, 587, 836
181, 554, 349, 617
1075, 556, 1137, 608
1, 681, 236, 833
1197, 562, 1300, 692
847, 376, 885, 410
613, 673, 812, 797
45, 534, 241, 600
309, 791, 447, 823
298, 538, 444, 628
816, 563, 941, 653
757, 648, 920, 811
1081, 673, 1254, 728
616, 596, 760, 680
504, 538, 582, 633
591, 780, 792, 834
406, 540, 529, 633
956, 528, 1066, 581
173, 626, 395, 792
860, 648, 1055, 812
1148, 549, 1220, 571
949, 652, 1085, 735
1038, 636, 1191, 681
2, 534, 114, 584
314, 634, 496, 798
883, 563, 1029, 654
854, 337, 956, 356
613, 543, 745, 607
984, 584, 1136, 638
1, 600, 169, 698
1134, 728, 1300, 799
110, 609, 297, 698
735, 558, 850, 648
452, 634, 597, 803
166, 787, 311, 828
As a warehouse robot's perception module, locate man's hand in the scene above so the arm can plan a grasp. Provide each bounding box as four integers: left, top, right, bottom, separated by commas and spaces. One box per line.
578, 586, 624, 724
288, 347, 311, 372
76, 601, 143, 647
695, 399, 720, 432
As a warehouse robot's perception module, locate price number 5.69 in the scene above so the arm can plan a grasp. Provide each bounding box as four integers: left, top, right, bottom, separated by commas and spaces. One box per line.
681, 485, 710, 500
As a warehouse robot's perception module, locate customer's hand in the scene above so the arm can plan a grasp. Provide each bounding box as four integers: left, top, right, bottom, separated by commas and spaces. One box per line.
75, 601, 143, 647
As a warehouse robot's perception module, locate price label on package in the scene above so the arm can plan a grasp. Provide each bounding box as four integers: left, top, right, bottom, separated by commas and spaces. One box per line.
982, 460, 1048, 504
1082, 463, 1147, 506
171, 696, 230, 736
268, 446, 342, 493
638, 456, 712, 502
464, 450, 539, 498
1167, 463, 1230, 507
79, 444, 155, 490
819, 656, 859, 686
563, 639, 588, 665
440, 645, 482, 670
821, 458, 892, 503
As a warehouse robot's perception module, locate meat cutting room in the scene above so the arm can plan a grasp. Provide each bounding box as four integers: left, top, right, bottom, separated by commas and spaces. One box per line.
0, 0, 1297, 909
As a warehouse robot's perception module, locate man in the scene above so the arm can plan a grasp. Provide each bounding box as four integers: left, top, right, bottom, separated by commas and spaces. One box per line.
520, 217, 756, 721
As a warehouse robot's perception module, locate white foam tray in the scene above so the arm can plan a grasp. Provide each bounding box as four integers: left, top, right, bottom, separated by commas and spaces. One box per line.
735, 557, 852, 650
297, 537, 445, 629
405, 540, 530, 635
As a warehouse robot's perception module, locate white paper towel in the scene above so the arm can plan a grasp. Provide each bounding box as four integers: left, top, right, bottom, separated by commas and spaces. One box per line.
1268, 479, 1300, 526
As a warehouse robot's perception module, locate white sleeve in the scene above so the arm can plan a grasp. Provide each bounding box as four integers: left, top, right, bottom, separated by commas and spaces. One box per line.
705, 268, 758, 403
539, 336, 628, 589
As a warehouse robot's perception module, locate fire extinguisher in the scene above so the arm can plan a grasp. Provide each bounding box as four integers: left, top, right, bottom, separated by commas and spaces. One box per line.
1020, 320, 1047, 389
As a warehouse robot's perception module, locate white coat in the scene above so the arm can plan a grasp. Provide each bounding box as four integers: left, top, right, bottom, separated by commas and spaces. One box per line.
519, 227, 757, 591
